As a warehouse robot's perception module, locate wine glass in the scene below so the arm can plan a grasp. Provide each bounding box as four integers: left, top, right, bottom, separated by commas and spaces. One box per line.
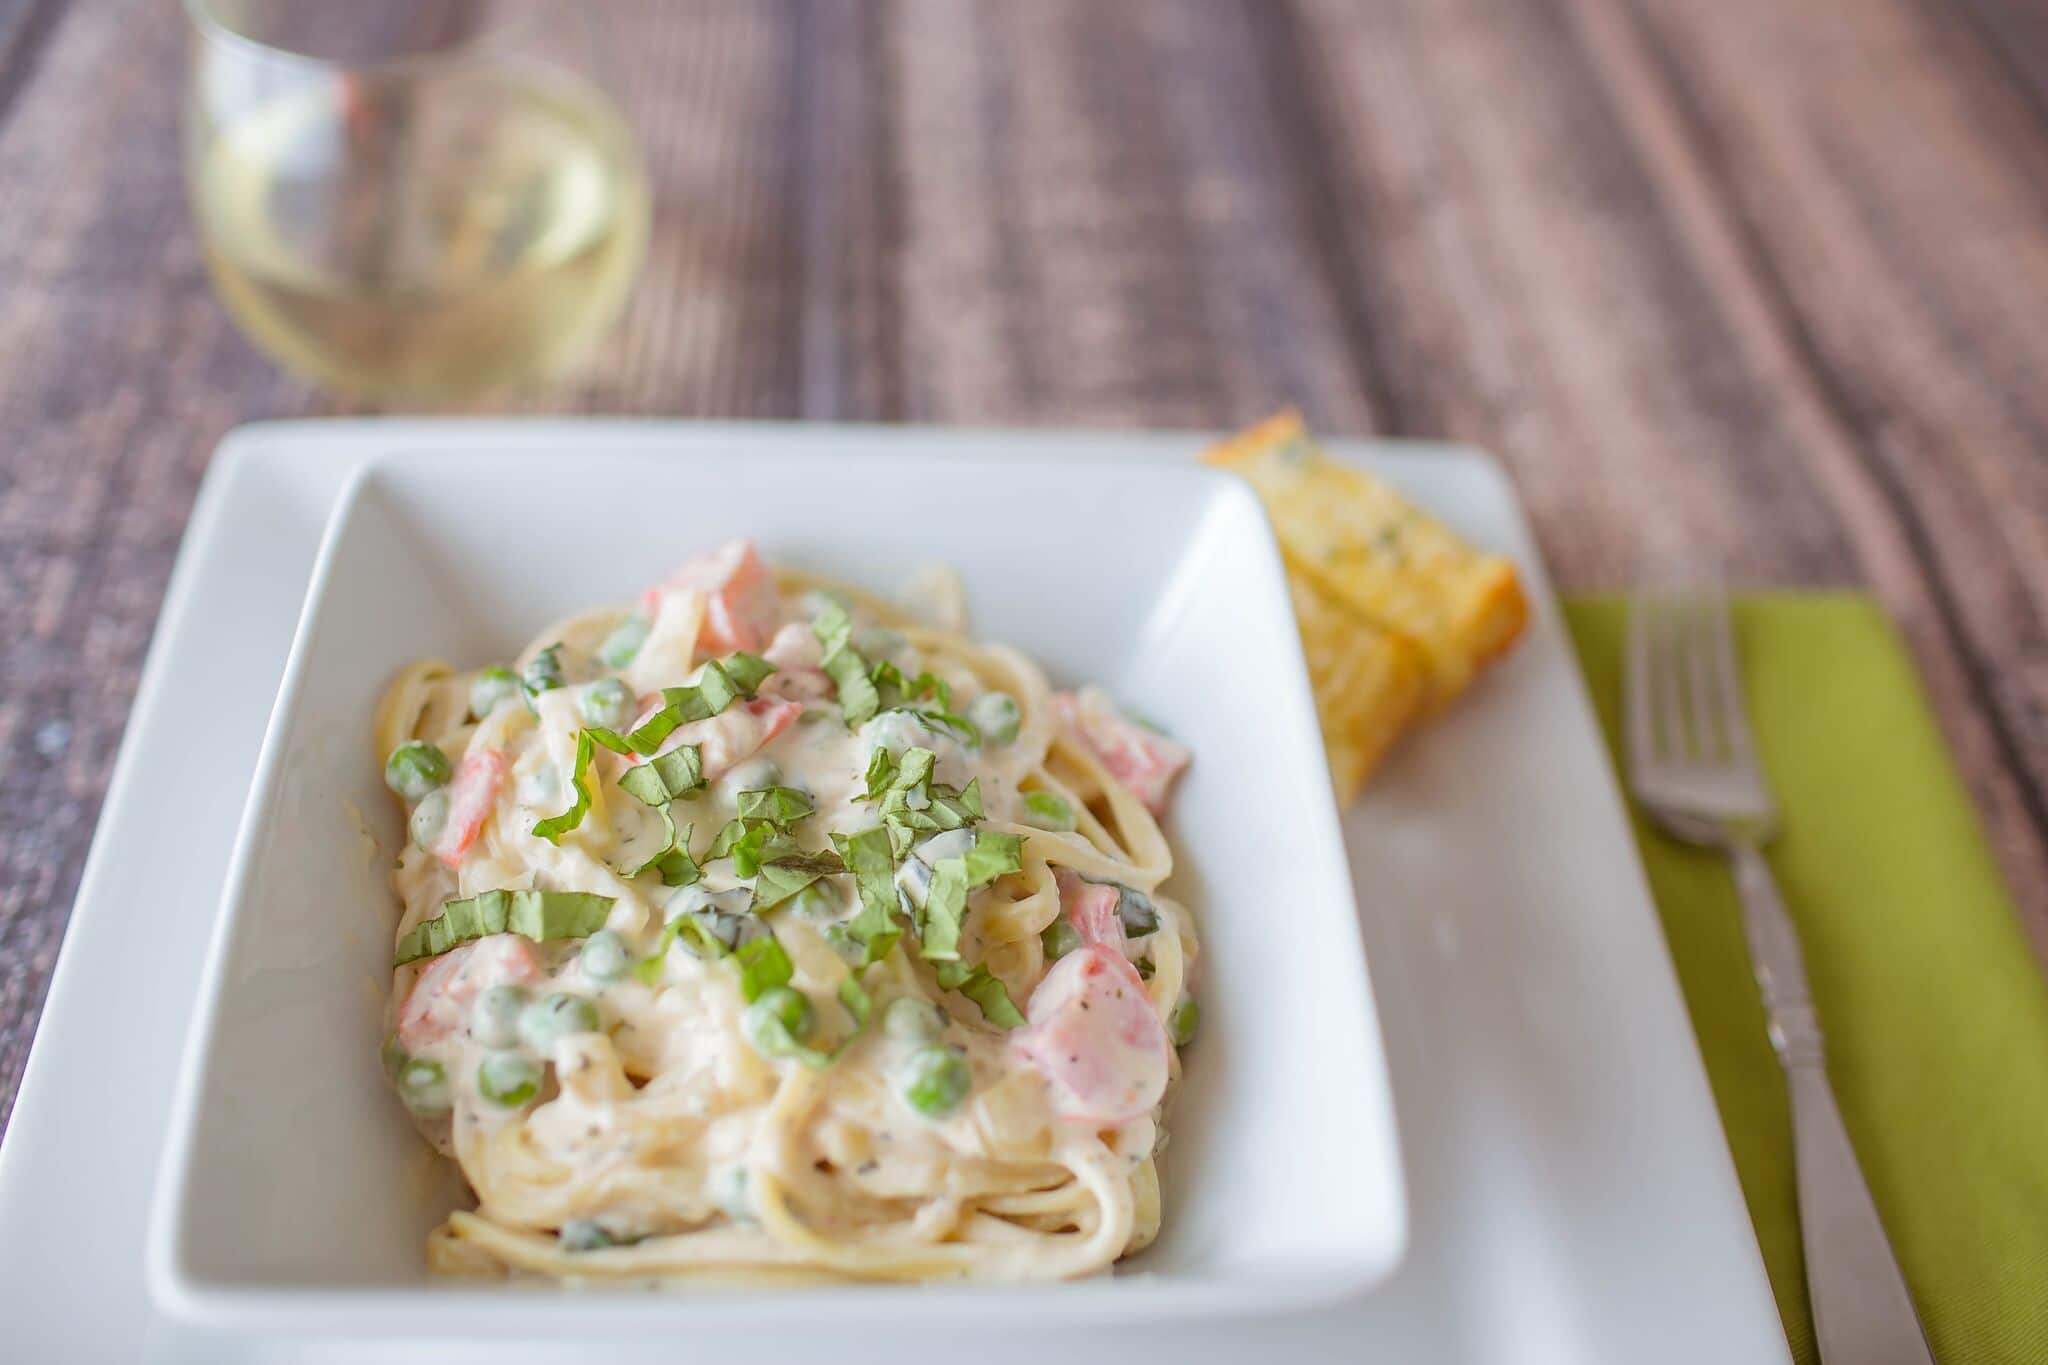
184, 0, 649, 401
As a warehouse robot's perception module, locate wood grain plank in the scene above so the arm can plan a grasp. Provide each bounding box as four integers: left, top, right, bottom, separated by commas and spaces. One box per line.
1953, 0, 2048, 130
1281, 0, 1857, 583
0, 0, 63, 125
1595, 0, 2048, 957
883, 0, 1377, 431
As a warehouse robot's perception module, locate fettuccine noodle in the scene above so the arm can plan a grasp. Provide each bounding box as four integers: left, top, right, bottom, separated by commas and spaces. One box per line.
374, 546, 1197, 1284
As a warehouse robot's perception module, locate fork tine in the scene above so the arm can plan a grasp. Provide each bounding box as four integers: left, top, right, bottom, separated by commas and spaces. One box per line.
1624, 592, 1657, 773
1682, 589, 1726, 761
1651, 593, 1690, 762
1701, 584, 1756, 762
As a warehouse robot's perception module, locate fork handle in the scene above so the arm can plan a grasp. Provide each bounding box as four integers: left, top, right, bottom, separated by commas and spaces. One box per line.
1732, 842, 1933, 1365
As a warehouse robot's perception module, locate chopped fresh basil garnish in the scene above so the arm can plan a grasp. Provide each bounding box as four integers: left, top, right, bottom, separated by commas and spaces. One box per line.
833, 826, 902, 963
620, 654, 777, 755
813, 602, 880, 727
919, 858, 968, 961
532, 730, 599, 843
735, 934, 793, 1002
736, 786, 814, 826
914, 832, 1023, 964
868, 662, 980, 744
752, 860, 827, 912
863, 746, 897, 800
933, 960, 1025, 1029
962, 830, 1024, 888
615, 807, 700, 887
873, 747, 983, 855
617, 745, 704, 805
837, 970, 871, 1026
394, 889, 614, 966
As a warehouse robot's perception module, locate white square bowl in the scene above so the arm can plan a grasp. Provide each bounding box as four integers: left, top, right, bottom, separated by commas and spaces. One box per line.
147, 440, 1405, 1337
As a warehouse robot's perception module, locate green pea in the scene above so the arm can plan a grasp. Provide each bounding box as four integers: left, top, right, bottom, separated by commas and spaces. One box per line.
580, 678, 634, 729
902, 1044, 971, 1117
598, 616, 651, 670
559, 1218, 613, 1251
883, 996, 946, 1043
968, 691, 1021, 746
469, 666, 522, 720
1168, 994, 1200, 1048
518, 992, 601, 1052
478, 1051, 544, 1107
409, 789, 450, 850
1021, 791, 1076, 832
1041, 919, 1082, 962
744, 986, 815, 1057
522, 644, 566, 696
470, 984, 529, 1048
384, 741, 452, 801
580, 930, 631, 982
396, 1057, 450, 1117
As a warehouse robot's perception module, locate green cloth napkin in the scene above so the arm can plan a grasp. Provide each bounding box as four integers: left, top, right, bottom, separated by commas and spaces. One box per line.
1565, 594, 2048, 1365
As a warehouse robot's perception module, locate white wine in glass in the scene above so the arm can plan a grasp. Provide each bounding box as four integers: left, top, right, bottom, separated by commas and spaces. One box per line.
185, 1, 648, 400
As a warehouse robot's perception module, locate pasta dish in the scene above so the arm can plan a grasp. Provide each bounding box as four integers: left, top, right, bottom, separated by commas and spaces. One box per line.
371, 542, 1199, 1283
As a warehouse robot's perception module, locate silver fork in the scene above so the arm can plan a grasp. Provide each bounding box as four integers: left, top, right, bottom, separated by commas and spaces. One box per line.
1625, 582, 1932, 1365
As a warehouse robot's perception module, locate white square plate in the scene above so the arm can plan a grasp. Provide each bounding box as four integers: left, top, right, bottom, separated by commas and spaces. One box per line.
0, 420, 1788, 1363
147, 444, 1404, 1335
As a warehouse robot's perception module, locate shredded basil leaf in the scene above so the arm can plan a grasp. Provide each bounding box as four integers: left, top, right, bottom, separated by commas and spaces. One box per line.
723, 651, 776, 695
532, 730, 599, 843
963, 830, 1024, 887
870, 661, 945, 708
932, 960, 1026, 1029
813, 603, 880, 727
735, 935, 794, 1002
863, 747, 897, 800
585, 727, 635, 756
837, 971, 871, 1026
833, 826, 902, 963
752, 862, 824, 912
616, 808, 700, 888
736, 786, 814, 826
617, 745, 704, 805
916, 834, 1021, 964
867, 663, 979, 743
395, 890, 613, 966
920, 858, 968, 961
621, 654, 777, 756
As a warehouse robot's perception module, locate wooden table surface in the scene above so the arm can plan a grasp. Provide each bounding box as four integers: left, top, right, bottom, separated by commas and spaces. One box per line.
2, 0, 2046, 1132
